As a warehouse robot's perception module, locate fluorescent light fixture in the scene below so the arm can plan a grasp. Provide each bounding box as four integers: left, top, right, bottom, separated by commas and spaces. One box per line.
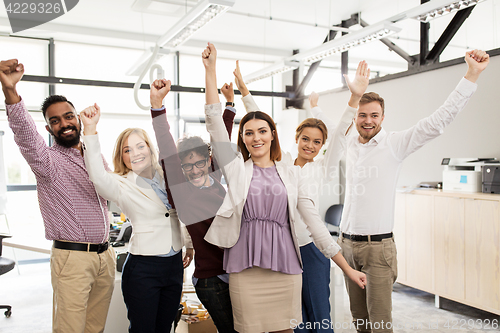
157, 0, 236, 48
244, 60, 300, 85
243, 22, 401, 84
292, 22, 402, 64
405, 0, 486, 23
127, 0, 234, 76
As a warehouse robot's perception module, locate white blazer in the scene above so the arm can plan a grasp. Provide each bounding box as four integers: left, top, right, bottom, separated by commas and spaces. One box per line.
241, 94, 357, 246
83, 134, 183, 256
203, 103, 340, 265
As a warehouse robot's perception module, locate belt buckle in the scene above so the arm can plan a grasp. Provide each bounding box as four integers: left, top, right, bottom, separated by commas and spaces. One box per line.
97, 242, 108, 254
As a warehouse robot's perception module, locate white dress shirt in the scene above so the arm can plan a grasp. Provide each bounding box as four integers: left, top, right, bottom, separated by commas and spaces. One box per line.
341, 77, 477, 235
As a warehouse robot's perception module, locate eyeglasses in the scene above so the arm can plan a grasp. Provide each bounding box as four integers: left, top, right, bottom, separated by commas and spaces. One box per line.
181, 159, 208, 172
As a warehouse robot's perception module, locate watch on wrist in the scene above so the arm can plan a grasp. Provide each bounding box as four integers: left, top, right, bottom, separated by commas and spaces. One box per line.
225, 102, 235, 107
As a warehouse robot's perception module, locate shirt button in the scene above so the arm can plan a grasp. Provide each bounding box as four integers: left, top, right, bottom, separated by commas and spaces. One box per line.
165, 212, 170, 218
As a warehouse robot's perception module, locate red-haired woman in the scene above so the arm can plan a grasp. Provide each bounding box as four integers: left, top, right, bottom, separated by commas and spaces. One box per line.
201, 43, 366, 333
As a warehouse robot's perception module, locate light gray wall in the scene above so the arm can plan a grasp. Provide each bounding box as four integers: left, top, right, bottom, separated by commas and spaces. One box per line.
317, 54, 500, 189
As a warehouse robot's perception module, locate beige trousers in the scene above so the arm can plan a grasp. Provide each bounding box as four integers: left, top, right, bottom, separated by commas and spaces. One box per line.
50, 245, 116, 333
339, 236, 397, 333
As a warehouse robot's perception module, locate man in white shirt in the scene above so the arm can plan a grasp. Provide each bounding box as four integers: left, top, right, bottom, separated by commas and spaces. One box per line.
338, 49, 489, 333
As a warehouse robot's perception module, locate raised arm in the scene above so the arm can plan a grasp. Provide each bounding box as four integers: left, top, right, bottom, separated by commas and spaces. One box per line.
322, 61, 369, 181
203, 43, 220, 105
221, 82, 236, 138
233, 61, 260, 112
203, 43, 239, 175
308, 92, 336, 141
213, 84, 237, 177
150, 79, 179, 163
81, 104, 122, 202
390, 49, 489, 160
0, 59, 22, 104
1, 59, 58, 178
150, 79, 197, 218
233, 60, 250, 97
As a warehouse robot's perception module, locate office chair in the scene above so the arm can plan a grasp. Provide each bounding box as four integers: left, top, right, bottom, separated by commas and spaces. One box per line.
324, 204, 343, 236
0, 234, 15, 317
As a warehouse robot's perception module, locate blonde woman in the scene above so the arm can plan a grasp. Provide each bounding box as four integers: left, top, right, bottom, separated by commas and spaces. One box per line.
202, 43, 366, 333
80, 105, 190, 333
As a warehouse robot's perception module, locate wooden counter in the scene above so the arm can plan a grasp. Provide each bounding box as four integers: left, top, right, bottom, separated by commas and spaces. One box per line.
394, 189, 500, 315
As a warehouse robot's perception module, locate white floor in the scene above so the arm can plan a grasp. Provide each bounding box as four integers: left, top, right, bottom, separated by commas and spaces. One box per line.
1, 254, 498, 333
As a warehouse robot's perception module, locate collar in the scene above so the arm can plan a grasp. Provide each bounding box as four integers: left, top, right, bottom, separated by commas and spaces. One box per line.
139, 171, 163, 186
199, 175, 215, 189
358, 128, 386, 146
53, 141, 83, 157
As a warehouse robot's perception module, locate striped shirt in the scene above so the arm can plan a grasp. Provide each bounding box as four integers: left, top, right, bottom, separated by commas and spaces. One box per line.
6, 99, 109, 244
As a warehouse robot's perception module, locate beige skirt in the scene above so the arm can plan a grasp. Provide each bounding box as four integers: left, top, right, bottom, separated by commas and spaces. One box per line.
229, 266, 302, 333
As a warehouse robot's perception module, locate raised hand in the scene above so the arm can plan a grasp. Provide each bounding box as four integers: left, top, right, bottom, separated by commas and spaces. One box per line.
0, 59, 24, 104
309, 91, 319, 108
204, 43, 219, 105
344, 60, 370, 99
464, 49, 489, 83
221, 82, 234, 103
202, 42, 217, 70
233, 60, 249, 97
80, 103, 100, 135
150, 79, 172, 109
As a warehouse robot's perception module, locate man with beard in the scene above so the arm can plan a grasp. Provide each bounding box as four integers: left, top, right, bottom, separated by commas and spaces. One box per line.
335, 49, 489, 333
0, 59, 115, 333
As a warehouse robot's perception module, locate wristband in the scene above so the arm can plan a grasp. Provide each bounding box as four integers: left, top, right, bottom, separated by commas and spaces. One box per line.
225, 102, 235, 107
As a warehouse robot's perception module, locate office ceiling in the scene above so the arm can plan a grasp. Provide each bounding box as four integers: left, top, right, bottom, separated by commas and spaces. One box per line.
0, 0, 498, 81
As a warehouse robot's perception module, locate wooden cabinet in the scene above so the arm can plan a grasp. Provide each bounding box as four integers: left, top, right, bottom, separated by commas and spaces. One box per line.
434, 196, 465, 300
464, 199, 500, 314
405, 194, 434, 292
395, 189, 500, 315
393, 193, 406, 284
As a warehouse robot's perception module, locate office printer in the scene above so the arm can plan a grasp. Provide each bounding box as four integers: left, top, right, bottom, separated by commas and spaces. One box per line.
442, 158, 498, 192
482, 164, 500, 194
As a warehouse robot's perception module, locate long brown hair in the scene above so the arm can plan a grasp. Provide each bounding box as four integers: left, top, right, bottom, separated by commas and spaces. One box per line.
112, 128, 163, 176
295, 118, 328, 144
237, 111, 281, 162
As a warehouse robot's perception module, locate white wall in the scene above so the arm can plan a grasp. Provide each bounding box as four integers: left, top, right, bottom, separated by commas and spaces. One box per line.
317, 54, 500, 189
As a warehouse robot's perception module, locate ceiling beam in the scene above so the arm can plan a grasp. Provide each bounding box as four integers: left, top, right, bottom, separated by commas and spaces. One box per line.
425, 6, 475, 63
419, 0, 431, 65
294, 30, 338, 97
360, 19, 417, 66
20, 74, 294, 98
286, 29, 339, 109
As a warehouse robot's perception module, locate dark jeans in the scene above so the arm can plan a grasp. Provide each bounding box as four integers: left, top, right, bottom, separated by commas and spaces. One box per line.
295, 242, 334, 333
194, 276, 237, 333
122, 252, 183, 333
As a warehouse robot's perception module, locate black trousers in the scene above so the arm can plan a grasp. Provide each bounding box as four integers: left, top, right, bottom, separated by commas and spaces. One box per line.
122, 252, 183, 333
